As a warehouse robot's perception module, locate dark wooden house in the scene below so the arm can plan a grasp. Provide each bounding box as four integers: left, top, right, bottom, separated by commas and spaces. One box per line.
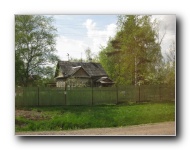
54, 61, 114, 88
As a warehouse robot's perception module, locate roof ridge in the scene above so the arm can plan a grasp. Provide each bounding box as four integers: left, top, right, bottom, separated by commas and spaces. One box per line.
58, 61, 107, 77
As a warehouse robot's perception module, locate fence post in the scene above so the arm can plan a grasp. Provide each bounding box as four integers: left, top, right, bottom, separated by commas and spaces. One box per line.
92, 85, 93, 106
23, 87, 25, 106
65, 82, 67, 105
91, 79, 93, 106
138, 85, 140, 103
159, 85, 162, 101
37, 87, 40, 106
116, 86, 118, 104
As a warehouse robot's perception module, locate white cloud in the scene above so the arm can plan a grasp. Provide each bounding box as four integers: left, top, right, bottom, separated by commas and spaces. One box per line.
153, 15, 176, 56
55, 19, 117, 61
56, 36, 88, 61
83, 19, 117, 55
160, 15, 176, 46
82, 16, 176, 59
83, 19, 96, 30
56, 16, 175, 61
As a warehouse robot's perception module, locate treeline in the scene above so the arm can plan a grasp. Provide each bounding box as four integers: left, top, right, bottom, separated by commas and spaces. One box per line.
15, 15, 175, 87
98, 15, 175, 86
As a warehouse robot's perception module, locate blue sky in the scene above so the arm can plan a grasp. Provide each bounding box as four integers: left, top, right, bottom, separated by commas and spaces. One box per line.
53, 15, 118, 60
52, 15, 176, 61
53, 15, 117, 39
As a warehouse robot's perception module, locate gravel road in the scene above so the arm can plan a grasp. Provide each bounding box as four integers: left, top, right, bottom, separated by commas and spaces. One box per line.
15, 121, 175, 136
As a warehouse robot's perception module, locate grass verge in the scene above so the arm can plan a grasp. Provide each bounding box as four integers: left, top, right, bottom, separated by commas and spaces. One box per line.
15, 102, 175, 132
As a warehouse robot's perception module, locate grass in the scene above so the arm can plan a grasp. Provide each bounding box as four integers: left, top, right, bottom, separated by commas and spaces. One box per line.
15, 102, 175, 132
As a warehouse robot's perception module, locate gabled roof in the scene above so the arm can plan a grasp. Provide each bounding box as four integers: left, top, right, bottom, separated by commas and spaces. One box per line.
57, 61, 108, 78
68, 66, 83, 76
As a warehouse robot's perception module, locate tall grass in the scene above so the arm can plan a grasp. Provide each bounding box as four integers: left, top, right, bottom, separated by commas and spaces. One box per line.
15, 102, 175, 132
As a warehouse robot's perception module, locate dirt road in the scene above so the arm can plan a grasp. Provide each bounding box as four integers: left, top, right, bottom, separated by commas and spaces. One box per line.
15, 121, 175, 136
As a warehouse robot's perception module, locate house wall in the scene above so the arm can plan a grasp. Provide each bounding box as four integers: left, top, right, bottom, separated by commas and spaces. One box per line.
64, 67, 91, 87
67, 78, 91, 88
56, 78, 66, 88
56, 78, 91, 88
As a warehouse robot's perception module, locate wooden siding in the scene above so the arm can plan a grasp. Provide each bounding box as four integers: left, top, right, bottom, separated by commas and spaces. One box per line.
73, 67, 90, 78
67, 78, 91, 88
58, 68, 63, 77
56, 78, 66, 88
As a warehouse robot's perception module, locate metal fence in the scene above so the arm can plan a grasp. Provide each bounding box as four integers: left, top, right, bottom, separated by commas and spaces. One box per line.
15, 85, 175, 107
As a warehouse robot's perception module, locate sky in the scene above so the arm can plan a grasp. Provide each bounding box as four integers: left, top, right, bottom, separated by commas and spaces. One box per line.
53, 15, 176, 61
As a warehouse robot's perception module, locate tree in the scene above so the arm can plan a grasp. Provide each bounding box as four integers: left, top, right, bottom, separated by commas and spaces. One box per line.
163, 40, 176, 85
99, 15, 163, 85
85, 47, 99, 62
85, 47, 92, 62
15, 52, 25, 86
99, 40, 119, 83
69, 57, 82, 62
68, 48, 99, 62
15, 15, 58, 86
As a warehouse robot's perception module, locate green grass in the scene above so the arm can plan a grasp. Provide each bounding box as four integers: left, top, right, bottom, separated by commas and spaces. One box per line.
15, 102, 175, 132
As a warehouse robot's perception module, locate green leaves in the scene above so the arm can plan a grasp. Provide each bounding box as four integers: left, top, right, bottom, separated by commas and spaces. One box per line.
15, 15, 58, 86
99, 15, 163, 85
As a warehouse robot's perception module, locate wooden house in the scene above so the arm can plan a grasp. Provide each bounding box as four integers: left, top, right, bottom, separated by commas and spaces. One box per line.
54, 61, 114, 88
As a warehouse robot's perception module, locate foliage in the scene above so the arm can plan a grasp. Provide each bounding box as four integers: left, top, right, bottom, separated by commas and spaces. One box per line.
99, 41, 119, 83
162, 40, 176, 85
15, 53, 25, 86
15, 15, 59, 86
99, 15, 163, 85
85, 47, 99, 62
15, 102, 175, 132
69, 57, 82, 62
70, 47, 99, 62
85, 47, 92, 62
